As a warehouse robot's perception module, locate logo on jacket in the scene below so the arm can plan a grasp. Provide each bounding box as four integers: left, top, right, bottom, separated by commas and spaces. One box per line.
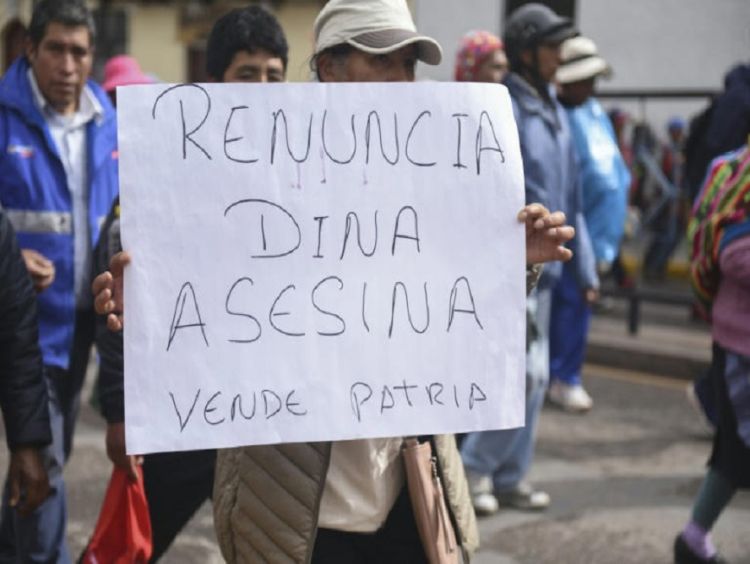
111, 150, 119, 160
7, 145, 34, 158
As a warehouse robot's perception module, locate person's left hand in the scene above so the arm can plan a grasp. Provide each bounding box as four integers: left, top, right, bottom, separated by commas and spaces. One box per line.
8, 447, 50, 517
584, 287, 600, 304
519, 204, 575, 265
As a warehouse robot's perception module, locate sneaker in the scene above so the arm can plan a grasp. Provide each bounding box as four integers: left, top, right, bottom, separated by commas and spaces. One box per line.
465, 471, 499, 516
674, 533, 728, 564
547, 381, 593, 413
495, 482, 550, 511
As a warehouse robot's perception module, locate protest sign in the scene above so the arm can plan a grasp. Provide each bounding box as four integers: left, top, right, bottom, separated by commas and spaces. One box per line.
118, 82, 526, 454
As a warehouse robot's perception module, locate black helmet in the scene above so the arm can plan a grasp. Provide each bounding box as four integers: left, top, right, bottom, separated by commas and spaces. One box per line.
503, 3, 576, 58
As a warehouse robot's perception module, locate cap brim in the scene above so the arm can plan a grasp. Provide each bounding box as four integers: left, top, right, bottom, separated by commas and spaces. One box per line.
348, 29, 443, 66
542, 25, 578, 46
557, 56, 611, 84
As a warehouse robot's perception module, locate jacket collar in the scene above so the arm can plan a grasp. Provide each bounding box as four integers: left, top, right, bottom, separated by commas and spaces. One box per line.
27, 67, 104, 127
0, 56, 114, 132
504, 72, 561, 130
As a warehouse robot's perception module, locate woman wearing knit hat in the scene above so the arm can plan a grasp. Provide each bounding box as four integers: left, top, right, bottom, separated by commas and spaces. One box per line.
454, 30, 508, 83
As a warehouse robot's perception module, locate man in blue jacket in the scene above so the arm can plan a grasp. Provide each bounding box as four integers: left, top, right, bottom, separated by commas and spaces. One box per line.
461, 3, 598, 515
0, 0, 118, 560
549, 36, 630, 412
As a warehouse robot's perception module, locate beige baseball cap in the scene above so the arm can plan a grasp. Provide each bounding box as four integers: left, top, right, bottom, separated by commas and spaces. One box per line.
314, 0, 443, 65
556, 36, 611, 84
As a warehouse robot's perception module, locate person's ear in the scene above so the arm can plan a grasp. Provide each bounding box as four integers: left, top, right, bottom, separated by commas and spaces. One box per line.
316, 53, 337, 82
25, 37, 37, 63
519, 48, 533, 67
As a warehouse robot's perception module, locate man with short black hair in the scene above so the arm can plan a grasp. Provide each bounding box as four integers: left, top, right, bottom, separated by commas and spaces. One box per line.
206, 5, 289, 83
92, 5, 290, 561
0, 0, 119, 560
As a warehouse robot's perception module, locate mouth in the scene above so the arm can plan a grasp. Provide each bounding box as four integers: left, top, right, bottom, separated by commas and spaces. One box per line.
52, 82, 77, 94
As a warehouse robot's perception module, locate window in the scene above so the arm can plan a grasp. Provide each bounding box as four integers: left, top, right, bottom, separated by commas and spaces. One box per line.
92, 7, 128, 81
504, 0, 576, 22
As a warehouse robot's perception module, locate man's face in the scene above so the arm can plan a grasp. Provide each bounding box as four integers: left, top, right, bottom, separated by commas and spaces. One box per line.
319, 45, 418, 83
222, 49, 285, 83
560, 77, 595, 106
474, 49, 509, 84
535, 41, 562, 83
520, 41, 561, 84
26, 23, 92, 115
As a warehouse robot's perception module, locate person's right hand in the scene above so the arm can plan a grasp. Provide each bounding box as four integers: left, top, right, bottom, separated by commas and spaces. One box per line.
21, 249, 55, 293
106, 422, 142, 481
8, 447, 51, 517
92, 251, 130, 332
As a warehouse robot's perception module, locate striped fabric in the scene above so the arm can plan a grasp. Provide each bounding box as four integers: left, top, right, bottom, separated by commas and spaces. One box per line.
688, 142, 750, 313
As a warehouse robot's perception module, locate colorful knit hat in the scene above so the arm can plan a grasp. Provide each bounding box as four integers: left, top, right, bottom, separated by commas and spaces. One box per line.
454, 30, 504, 82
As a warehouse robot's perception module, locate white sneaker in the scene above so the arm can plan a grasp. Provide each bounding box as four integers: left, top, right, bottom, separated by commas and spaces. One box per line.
465, 471, 499, 516
548, 381, 593, 413
496, 481, 550, 511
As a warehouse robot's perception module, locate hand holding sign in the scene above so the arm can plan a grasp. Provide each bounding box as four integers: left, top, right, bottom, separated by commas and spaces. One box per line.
519, 204, 575, 265
92, 251, 130, 332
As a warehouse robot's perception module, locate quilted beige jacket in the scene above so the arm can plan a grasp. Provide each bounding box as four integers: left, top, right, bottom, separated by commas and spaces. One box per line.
213, 265, 542, 563
213, 435, 478, 563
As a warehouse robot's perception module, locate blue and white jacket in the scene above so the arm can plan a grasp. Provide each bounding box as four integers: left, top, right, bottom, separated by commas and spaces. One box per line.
565, 97, 630, 266
0, 57, 119, 369
504, 72, 598, 290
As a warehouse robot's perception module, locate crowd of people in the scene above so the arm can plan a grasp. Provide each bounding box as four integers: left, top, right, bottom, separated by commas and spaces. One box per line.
0, 1, 747, 563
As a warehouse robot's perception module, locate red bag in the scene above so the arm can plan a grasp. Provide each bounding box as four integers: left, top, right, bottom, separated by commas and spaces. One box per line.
80, 466, 153, 564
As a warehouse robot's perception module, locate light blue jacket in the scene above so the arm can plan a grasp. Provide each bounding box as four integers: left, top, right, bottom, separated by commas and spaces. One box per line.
565, 98, 630, 265
0, 57, 119, 369
504, 72, 598, 290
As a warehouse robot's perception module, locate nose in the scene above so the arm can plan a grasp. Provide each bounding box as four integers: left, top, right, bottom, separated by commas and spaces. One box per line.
60, 51, 76, 75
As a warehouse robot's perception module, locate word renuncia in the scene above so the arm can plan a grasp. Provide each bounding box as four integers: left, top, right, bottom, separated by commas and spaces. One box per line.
151, 84, 505, 175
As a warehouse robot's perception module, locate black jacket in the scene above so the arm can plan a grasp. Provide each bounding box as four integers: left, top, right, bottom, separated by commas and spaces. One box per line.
0, 210, 51, 450
94, 198, 125, 423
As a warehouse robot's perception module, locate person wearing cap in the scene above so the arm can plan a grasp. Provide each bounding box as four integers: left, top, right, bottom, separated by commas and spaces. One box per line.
89, 6, 290, 562
547, 36, 630, 412
454, 30, 508, 83
101, 54, 153, 107
93, 0, 576, 561
460, 3, 598, 516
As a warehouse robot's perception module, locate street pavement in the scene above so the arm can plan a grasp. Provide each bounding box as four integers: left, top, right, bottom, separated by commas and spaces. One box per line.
2, 359, 748, 563
475, 364, 750, 564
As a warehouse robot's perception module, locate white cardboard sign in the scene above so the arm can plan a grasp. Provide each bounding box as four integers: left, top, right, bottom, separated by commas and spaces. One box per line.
119, 82, 526, 454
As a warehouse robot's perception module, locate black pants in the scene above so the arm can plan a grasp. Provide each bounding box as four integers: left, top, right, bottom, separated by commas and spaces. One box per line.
142, 449, 216, 562
312, 487, 428, 564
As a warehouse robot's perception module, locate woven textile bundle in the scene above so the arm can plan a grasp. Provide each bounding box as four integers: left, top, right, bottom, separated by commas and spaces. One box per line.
688, 142, 750, 313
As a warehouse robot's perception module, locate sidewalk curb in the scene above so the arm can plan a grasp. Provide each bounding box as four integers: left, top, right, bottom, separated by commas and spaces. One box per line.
620, 252, 690, 281
585, 341, 709, 381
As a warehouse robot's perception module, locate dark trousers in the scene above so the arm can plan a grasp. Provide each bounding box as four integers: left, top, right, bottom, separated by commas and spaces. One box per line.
0, 309, 95, 564
142, 449, 216, 562
311, 487, 428, 564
